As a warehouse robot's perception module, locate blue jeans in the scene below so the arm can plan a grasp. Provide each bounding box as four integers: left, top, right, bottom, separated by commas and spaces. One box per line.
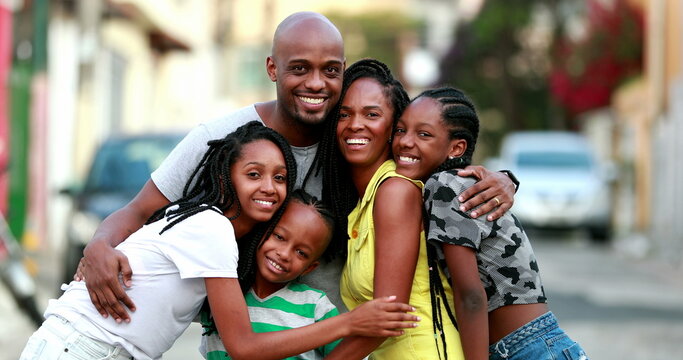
19, 315, 134, 360
489, 312, 587, 360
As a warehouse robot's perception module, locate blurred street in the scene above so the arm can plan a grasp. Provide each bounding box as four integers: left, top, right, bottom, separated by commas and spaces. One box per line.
2, 231, 683, 360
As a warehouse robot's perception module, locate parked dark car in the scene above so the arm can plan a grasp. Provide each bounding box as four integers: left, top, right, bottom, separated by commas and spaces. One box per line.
60, 133, 183, 284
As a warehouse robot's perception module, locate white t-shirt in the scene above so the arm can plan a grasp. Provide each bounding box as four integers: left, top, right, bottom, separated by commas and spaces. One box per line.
150, 104, 345, 312
45, 207, 238, 360
151, 104, 323, 201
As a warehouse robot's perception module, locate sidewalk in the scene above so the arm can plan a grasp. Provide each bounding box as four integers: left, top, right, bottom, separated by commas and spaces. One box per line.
531, 234, 683, 360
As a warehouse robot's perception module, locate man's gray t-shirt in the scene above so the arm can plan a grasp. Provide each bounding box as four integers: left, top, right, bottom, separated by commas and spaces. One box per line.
151, 104, 346, 312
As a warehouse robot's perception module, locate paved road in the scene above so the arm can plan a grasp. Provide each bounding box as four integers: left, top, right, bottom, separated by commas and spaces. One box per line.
2, 230, 683, 359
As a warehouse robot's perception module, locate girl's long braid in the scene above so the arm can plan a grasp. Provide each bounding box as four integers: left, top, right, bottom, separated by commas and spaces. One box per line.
309, 58, 409, 260
416, 87, 480, 359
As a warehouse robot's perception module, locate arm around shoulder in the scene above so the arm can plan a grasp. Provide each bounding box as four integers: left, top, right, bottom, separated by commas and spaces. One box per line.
80, 179, 170, 322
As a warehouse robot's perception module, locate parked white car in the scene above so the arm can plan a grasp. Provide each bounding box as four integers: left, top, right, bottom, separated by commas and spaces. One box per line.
492, 131, 614, 242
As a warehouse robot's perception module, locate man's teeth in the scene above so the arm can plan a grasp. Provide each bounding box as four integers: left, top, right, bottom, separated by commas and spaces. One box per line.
399, 156, 419, 163
268, 258, 284, 271
299, 96, 324, 104
255, 200, 275, 206
346, 138, 369, 145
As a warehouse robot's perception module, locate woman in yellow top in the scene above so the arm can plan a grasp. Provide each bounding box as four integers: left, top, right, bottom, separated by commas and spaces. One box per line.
312, 59, 517, 359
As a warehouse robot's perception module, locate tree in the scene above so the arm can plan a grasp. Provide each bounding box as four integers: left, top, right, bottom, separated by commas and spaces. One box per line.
439, 1, 554, 132
549, 0, 643, 118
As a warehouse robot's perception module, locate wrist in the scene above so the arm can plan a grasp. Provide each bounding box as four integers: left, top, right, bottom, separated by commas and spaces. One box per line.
499, 170, 519, 192
83, 238, 110, 257
337, 312, 352, 337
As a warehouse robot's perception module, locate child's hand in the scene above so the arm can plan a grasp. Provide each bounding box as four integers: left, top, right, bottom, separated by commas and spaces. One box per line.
346, 295, 420, 337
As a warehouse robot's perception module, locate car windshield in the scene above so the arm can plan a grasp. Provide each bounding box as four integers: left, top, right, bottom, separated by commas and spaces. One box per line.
516, 151, 592, 170
85, 136, 180, 193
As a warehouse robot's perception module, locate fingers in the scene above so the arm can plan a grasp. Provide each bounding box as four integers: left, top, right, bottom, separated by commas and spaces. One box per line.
102, 271, 135, 322
374, 296, 416, 312
378, 302, 418, 316
372, 296, 421, 324
94, 280, 133, 323
458, 170, 516, 220
87, 286, 107, 318
460, 190, 509, 220
120, 260, 133, 288
81, 251, 136, 322
74, 258, 86, 281
458, 165, 486, 180
457, 180, 489, 207
458, 187, 496, 216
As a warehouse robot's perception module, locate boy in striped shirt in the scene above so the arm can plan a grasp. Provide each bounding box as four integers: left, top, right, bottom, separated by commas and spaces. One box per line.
201, 190, 340, 360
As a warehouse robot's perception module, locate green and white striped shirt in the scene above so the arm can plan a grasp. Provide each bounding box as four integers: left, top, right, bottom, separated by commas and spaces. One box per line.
201, 282, 340, 360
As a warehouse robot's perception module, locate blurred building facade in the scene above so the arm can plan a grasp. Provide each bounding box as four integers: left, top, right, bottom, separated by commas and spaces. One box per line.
612, 0, 682, 265
2, 0, 460, 253
8, 0, 679, 269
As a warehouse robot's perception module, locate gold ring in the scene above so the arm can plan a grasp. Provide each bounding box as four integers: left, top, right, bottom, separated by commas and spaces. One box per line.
493, 197, 501, 206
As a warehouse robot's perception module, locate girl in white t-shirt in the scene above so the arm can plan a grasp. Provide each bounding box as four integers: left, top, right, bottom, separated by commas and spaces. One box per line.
20, 121, 418, 360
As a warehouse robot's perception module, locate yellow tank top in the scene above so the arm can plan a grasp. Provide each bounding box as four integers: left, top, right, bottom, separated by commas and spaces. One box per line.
340, 160, 464, 360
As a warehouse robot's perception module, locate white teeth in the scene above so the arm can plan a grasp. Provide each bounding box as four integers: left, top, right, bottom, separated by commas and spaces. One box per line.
346, 138, 369, 145
399, 156, 419, 163
254, 200, 275, 206
299, 96, 324, 104
268, 258, 284, 271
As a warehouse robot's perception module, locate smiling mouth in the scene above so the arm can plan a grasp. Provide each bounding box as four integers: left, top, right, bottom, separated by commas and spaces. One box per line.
254, 199, 276, 207
398, 155, 419, 163
267, 257, 285, 272
299, 96, 325, 105
346, 138, 369, 145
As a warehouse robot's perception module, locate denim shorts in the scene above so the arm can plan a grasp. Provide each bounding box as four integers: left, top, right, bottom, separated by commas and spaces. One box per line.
489, 312, 587, 360
19, 315, 134, 360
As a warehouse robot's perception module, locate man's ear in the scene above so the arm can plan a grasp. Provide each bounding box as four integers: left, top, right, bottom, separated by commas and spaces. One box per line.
300, 261, 320, 277
266, 56, 277, 82
448, 139, 468, 158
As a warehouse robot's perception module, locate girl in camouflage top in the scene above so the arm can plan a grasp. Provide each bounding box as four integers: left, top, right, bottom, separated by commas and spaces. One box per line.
392, 87, 588, 360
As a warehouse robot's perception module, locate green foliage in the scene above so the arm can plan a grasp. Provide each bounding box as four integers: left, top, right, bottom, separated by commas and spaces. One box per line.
440, 0, 554, 136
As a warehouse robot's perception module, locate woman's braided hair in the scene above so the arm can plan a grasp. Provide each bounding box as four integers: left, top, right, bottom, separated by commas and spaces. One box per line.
146, 120, 297, 293
307, 58, 410, 260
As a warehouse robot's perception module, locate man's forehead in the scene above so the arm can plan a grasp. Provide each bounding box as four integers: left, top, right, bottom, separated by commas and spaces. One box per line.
272, 14, 343, 56
273, 36, 344, 63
